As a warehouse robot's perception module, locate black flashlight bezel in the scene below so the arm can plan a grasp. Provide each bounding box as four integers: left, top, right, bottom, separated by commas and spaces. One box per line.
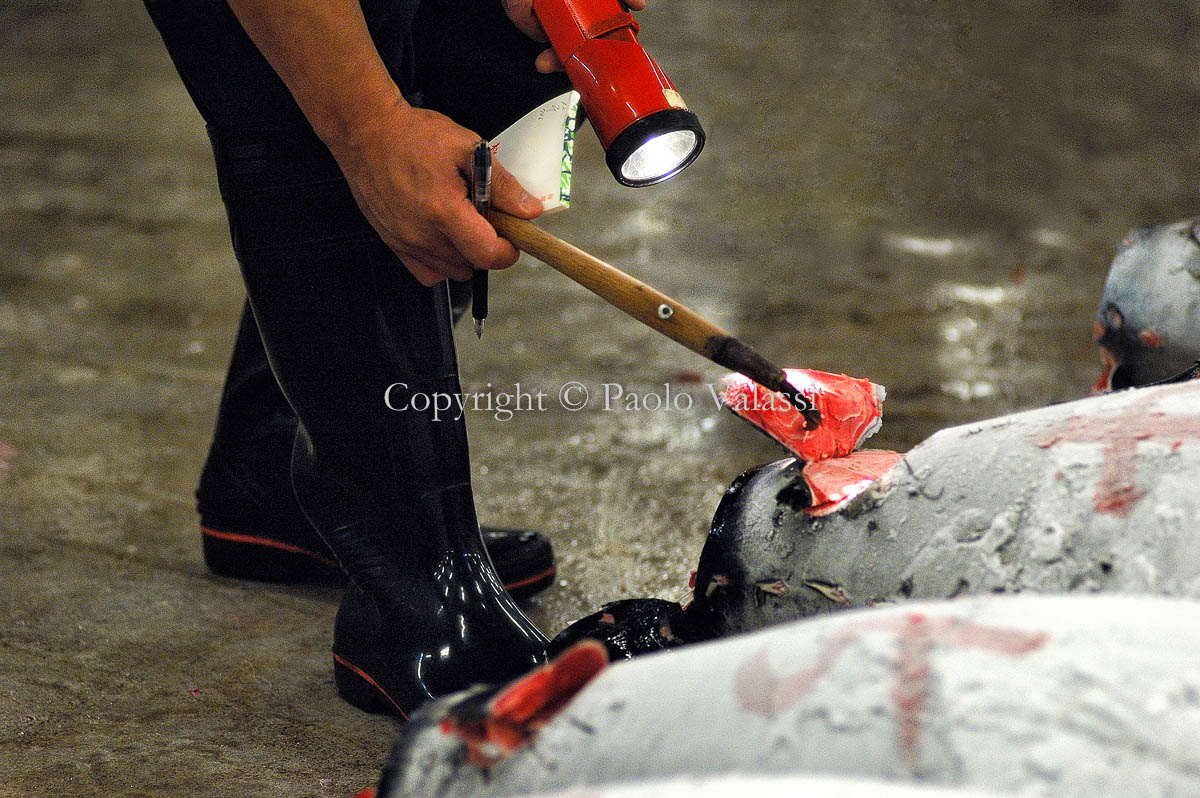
606, 108, 706, 188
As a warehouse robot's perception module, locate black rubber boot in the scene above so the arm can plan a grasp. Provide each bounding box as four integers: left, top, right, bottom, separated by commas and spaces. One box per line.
329, 485, 548, 717
194, 302, 554, 595
195, 303, 555, 597
196, 301, 340, 582
220, 181, 549, 717
200, 511, 556, 599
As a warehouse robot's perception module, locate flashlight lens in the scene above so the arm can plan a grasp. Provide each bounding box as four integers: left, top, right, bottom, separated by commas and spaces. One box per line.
620, 130, 699, 184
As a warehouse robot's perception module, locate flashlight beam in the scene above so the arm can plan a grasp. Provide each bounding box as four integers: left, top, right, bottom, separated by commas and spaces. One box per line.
488, 209, 820, 427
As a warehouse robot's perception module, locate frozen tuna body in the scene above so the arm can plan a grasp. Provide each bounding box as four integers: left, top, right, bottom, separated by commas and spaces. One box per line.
375, 595, 1200, 798
1093, 218, 1200, 390
382, 774, 1004, 798
720, 369, 885, 461
691, 380, 1200, 637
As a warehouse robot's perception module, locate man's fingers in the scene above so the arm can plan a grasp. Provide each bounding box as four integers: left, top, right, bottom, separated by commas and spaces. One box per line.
501, 0, 547, 42
535, 48, 564, 73
405, 247, 472, 284
419, 238, 476, 281
393, 229, 475, 284
490, 161, 544, 220
442, 196, 521, 272
403, 258, 446, 287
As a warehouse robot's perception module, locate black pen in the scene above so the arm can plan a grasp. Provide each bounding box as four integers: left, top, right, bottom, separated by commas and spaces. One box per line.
471, 140, 492, 339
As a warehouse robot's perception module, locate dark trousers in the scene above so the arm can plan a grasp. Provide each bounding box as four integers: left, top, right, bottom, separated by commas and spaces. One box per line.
143, 0, 568, 547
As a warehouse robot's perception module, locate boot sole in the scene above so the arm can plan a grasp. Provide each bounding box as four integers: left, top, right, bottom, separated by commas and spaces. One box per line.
502, 565, 557, 601
478, 526, 557, 600
201, 525, 343, 583
332, 652, 409, 719
201, 525, 556, 597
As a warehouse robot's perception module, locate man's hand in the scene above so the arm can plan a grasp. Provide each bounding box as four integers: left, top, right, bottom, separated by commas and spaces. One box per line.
227, 0, 545, 287
500, 0, 648, 73
329, 102, 542, 286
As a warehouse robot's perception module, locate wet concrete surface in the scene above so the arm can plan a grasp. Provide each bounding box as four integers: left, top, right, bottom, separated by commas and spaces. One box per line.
2, 0, 1198, 794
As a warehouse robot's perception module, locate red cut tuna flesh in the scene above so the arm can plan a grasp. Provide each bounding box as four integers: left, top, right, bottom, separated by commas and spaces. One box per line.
721, 368, 886, 461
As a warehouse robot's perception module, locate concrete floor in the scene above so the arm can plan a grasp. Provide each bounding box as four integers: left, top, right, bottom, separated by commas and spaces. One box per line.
2, 1, 1199, 795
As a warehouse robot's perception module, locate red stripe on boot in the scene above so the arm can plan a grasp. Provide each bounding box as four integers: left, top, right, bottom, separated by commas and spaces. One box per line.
200, 525, 340, 570
502, 564, 557, 591
332, 652, 409, 720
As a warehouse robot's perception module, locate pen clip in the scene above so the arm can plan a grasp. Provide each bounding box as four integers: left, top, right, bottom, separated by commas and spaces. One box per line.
472, 140, 492, 213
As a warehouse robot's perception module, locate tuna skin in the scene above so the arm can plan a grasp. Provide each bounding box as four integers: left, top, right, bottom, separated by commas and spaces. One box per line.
556, 379, 1200, 654
690, 380, 1200, 637
376, 595, 1200, 798
380, 773, 1006, 798
1094, 217, 1200, 389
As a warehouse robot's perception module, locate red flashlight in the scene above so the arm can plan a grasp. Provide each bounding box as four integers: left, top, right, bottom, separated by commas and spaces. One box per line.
533, 0, 705, 187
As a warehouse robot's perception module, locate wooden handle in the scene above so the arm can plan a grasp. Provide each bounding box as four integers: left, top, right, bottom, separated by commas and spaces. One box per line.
488, 209, 821, 426
489, 209, 731, 356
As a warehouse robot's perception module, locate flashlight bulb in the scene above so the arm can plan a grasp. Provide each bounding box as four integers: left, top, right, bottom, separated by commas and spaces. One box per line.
620, 130, 699, 184
607, 108, 705, 187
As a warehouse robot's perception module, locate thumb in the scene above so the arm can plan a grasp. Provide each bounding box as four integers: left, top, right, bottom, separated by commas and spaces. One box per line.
535, 48, 564, 73
490, 160, 544, 219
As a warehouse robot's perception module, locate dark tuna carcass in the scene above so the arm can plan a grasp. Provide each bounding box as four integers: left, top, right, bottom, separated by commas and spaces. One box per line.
375, 595, 1200, 798
1094, 218, 1200, 390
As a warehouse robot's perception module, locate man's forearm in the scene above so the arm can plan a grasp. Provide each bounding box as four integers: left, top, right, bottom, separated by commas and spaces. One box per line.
223, 0, 542, 286
226, 0, 409, 149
